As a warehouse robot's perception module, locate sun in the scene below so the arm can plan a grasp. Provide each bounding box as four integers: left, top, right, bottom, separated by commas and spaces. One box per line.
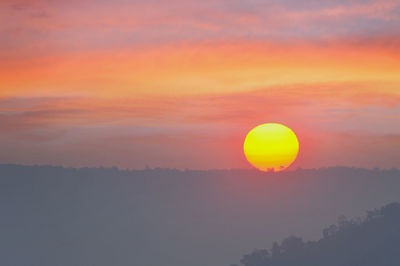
243, 123, 299, 172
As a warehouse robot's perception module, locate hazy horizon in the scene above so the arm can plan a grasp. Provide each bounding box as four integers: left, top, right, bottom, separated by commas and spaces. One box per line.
2, 164, 400, 266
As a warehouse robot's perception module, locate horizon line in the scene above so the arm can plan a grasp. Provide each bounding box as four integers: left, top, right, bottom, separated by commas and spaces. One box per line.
0, 163, 398, 173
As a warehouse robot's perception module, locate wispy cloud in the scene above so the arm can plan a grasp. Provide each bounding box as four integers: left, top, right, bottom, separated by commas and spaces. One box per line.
1, 81, 398, 134
1, 0, 399, 57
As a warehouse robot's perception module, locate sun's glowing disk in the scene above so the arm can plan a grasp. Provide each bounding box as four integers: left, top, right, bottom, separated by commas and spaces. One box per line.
243, 123, 299, 172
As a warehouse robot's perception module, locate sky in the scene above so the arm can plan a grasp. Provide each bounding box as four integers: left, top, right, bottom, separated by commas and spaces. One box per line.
1, 0, 399, 169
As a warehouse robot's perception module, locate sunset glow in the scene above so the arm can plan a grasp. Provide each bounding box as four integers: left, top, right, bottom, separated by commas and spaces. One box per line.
0, 0, 399, 169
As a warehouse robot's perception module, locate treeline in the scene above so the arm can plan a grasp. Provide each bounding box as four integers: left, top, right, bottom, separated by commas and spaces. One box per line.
231, 202, 400, 266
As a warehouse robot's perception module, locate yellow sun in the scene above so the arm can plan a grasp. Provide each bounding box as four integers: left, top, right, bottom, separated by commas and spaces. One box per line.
243, 123, 299, 172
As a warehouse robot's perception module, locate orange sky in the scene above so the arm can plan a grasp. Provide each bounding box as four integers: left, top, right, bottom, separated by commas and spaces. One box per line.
0, 0, 399, 169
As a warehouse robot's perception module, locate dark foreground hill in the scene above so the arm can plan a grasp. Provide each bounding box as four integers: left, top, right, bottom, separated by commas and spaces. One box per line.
234, 202, 400, 266
0, 164, 399, 266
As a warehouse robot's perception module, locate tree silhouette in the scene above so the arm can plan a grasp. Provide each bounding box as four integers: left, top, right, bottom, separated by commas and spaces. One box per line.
233, 202, 400, 266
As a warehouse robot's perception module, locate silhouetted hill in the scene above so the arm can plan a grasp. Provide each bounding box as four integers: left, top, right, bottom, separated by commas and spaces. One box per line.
0, 164, 399, 266
234, 202, 400, 266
